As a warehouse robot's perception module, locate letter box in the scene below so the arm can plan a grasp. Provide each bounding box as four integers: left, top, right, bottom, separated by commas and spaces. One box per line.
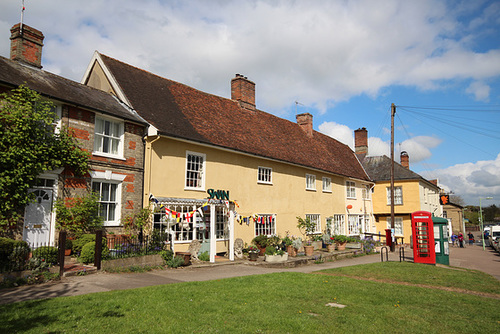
411, 211, 436, 265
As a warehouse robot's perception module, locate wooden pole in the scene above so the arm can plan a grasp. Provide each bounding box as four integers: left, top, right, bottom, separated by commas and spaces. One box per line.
390, 103, 396, 252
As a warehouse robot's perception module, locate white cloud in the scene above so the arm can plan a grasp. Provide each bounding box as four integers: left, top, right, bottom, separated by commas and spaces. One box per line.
1, 0, 499, 115
318, 122, 353, 148
422, 154, 500, 205
466, 81, 491, 101
399, 136, 442, 163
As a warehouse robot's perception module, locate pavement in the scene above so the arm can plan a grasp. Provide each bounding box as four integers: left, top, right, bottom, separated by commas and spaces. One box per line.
1, 243, 499, 305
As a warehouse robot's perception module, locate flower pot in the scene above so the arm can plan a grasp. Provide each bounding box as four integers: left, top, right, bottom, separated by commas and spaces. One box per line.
326, 244, 335, 252
257, 246, 266, 256
336, 242, 347, 251
286, 245, 297, 257
65, 249, 71, 256
248, 252, 258, 261
175, 252, 191, 266
304, 245, 314, 256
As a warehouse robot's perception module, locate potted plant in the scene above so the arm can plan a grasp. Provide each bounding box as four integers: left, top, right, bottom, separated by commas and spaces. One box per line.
247, 245, 259, 261
283, 235, 296, 257
292, 237, 302, 254
334, 234, 348, 251
311, 234, 323, 250
297, 216, 316, 256
65, 238, 73, 256
264, 246, 288, 263
252, 235, 268, 255
322, 234, 335, 252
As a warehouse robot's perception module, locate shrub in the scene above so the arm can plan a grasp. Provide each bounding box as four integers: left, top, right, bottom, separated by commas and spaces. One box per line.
166, 256, 185, 268
198, 251, 210, 262
54, 192, 103, 237
65, 238, 73, 250
32, 246, 58, 265
160, 249, 174, 263
252, 235, 268, 248
79, 241, 109, 264
265, 246, 277, 255
9, 243, 31, 271
73, 234, 96, 255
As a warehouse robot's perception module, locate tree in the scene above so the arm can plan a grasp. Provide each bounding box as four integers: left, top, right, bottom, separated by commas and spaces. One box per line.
0, 85, 89, 231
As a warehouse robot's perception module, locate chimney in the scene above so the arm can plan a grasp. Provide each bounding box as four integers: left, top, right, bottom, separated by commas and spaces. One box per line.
354, 127, 368, 156
10, 23, 44, 68
400, 151, 409, 169
231, 74, 255, 110
296, 113, 313, 138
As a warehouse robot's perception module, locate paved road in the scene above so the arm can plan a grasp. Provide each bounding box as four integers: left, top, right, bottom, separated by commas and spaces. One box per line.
1, 244, 499, 305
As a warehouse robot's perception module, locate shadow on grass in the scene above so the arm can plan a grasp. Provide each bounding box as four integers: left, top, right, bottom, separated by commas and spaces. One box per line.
0, 300, 60, 333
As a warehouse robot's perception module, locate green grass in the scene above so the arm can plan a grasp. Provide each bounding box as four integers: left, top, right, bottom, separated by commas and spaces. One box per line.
1, 263, 499, 333
318, 262, 500, 295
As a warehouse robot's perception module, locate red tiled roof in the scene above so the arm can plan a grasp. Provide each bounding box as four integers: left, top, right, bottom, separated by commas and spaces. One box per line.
100, 53, 370, 181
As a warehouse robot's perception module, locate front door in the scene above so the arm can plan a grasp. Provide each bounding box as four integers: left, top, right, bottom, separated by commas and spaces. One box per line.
23, 189, 53, 245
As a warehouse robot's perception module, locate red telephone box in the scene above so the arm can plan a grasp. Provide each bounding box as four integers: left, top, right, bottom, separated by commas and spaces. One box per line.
411, 211, 436, 264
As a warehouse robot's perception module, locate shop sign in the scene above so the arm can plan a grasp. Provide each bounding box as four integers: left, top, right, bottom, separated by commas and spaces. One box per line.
207, 188, 229, 200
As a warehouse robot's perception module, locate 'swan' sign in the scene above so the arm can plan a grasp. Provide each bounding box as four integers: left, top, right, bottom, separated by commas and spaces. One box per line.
207, 189, 229, 200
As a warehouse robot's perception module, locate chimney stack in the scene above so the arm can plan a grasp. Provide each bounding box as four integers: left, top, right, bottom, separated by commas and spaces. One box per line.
231, 74, 255, 110
354, 127, 368, 156
400, 151, 409, 169
296, 113, 313, 138
10, 23, 44, 68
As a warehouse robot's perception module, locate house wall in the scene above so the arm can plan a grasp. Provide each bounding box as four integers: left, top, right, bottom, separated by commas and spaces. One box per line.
144, 136, 374, 250
444, 205, 464, 234
61, 105, 145, 233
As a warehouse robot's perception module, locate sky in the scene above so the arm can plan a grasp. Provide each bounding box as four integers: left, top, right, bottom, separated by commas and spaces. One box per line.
1, 0, 500, 206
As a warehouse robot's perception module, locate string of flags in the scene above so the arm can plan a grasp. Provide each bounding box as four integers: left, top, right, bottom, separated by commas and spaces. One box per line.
149, 194, 273, 226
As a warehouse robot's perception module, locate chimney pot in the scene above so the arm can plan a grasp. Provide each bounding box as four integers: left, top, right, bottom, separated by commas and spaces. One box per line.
10, 23, 44, 68
401, 151, 409, 169
296, 113, 313, 138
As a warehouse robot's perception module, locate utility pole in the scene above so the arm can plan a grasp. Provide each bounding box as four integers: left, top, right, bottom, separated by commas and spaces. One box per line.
390, 103, 396, 252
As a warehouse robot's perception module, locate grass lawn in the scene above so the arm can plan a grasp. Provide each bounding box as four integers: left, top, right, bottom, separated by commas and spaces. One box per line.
1, 262, 499, 333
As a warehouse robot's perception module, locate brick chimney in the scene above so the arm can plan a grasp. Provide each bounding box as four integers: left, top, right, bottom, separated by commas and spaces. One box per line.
400, 151, 409, 169
354, 127, 368, 155
10, 23, 44, 68
231, 74, 255, 110
296, 113, 313, 138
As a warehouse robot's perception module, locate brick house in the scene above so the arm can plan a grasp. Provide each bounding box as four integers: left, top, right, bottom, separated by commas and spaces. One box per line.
82, 52, 375, 261
0, 24, 147, 245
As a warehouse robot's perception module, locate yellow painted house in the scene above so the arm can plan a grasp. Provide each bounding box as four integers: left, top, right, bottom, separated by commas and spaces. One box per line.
82, 52, 374, 261
354, 128, 441, 245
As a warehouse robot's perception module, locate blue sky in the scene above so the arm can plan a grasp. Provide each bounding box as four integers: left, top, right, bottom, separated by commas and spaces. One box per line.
1, 0, 500, 205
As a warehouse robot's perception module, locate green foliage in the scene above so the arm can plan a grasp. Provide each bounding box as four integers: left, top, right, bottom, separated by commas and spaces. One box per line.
251, 234, 268, 248
32, 246, 59, 265
333, 234, 348, 243
160, 249, 174, 263
0, 85, 89, 230
0, 237, 30, 271
296, 216, 316, 241
198, 251, 210, 261
65, 238, 73, 250
166, 256, 185, 268
54, 193, 103, 237
73, 234, 96, 255
265, 246, 277, 255
122, 207, 152, 236
79, 241, 109, 264
266, 235, 281, 248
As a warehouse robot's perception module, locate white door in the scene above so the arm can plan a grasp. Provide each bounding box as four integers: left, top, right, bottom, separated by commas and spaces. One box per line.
23, 189, 53, 246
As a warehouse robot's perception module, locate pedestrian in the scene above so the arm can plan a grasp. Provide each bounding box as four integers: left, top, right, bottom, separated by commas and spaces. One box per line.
467, 232, 475, 245
451, 233, 457, 247
458, 232, 464, 248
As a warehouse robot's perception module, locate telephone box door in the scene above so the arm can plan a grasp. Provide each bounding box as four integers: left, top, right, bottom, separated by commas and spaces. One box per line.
411, 211, 436, 264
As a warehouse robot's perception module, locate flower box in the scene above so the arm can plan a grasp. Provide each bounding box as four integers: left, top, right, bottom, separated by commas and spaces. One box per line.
265, 253, 288, 263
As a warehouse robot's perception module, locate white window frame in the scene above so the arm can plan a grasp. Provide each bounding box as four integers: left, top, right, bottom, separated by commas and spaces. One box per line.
333, 214, 345, 235
386, 186, 403, 205
322, 177, 332, 193
92, 180, 121, 227
346, 181, 356, 199
258, 167, 272, 184
306, 174, 316, 191
90, 171, 125, 227
387, 217, 404, 236
306, 214, 321, 234
347, 214, 361, 235
185, 151, 206, 191
362, 185, 371, 200
93, 116, 124, 159
254, 214, 276, 236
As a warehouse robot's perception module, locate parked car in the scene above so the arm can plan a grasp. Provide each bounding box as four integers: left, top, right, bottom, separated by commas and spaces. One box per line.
489, 226, 500, 252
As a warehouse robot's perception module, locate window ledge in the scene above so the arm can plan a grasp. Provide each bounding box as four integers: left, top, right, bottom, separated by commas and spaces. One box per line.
258, 181, 273, 185
306, 188, 317, 192
93, 152, 126, 161
184, 187, 206, 192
